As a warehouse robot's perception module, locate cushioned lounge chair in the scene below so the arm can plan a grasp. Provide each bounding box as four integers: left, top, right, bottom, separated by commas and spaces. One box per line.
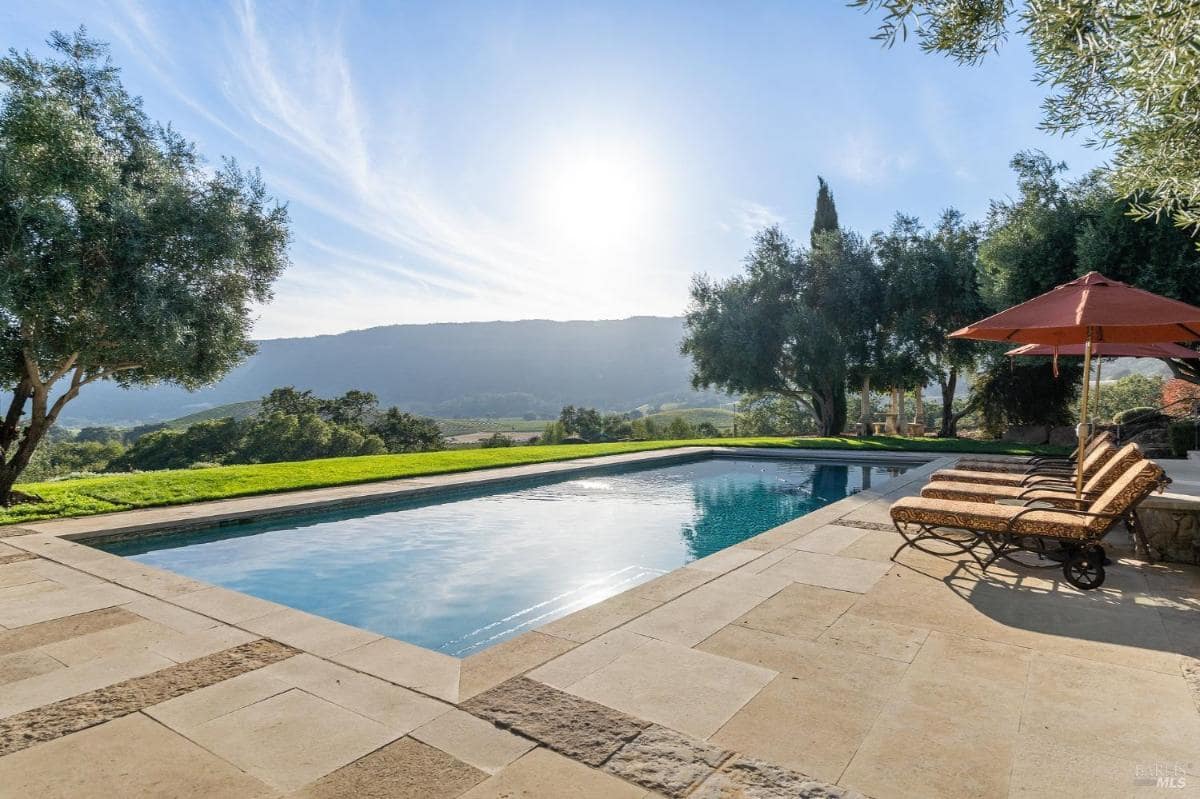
928, 441, 1118, 487
889, 458, 1165, 589
921, 443, 1144, 507
954, 431, 1115, 473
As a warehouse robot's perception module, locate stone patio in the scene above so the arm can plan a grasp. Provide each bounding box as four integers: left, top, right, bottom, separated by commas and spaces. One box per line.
0, 447, 1197, 798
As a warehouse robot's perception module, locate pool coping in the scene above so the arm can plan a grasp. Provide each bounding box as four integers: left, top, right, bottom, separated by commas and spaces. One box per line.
0, 445, 953, 707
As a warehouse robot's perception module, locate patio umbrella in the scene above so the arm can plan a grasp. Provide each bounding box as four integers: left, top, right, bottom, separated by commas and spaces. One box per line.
951, 272, 1200, 497
1004, 342, 1199, 423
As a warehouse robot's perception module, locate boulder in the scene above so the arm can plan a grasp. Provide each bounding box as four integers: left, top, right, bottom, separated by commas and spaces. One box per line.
1001, 425, 1049, 445
1048, 426, 1078, 447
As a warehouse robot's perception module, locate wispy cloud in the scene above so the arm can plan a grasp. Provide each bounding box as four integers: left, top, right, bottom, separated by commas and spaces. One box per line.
830, 129, 915, 186
730, 201, 783, 237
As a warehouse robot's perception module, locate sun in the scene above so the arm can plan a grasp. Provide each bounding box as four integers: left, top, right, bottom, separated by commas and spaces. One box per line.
534, 143, 658, 253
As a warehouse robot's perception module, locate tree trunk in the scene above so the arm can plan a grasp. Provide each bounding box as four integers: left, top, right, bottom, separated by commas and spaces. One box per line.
0, 416, 48, 505
858, 375, 871, 437
893, 387, 908, 435
912, 386, 924, 428
939, 368, 957, 438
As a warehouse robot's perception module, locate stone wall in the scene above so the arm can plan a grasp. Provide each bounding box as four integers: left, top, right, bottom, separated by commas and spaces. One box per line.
1139, 494, 1200, 564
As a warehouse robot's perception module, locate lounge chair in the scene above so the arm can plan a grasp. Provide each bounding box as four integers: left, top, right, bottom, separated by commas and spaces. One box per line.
889, 458, 1165, 589
953, 431, 1115, 473
928, 441, 1118, 487
921, 443, 1144, 507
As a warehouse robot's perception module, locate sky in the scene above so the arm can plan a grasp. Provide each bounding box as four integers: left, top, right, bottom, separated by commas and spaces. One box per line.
3, 1, 1105, 340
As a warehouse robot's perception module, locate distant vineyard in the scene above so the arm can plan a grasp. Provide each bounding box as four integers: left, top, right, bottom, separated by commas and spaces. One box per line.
436, 418, 554, 436
639, 407, 737, 430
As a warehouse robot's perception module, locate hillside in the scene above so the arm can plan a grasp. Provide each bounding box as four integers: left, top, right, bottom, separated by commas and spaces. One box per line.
60, 317, 724, 426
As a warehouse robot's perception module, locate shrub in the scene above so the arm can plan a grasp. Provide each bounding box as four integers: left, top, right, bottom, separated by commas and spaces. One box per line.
1113, 406, 1161, 425
1168, 421, 1200, 457
480, 433, 514, 448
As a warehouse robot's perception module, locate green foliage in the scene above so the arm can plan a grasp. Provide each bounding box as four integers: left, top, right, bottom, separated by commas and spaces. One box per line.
1112, 407, 1161, 426
663, 416, 697, 439
601, 413, 633, 440
972, 359, 1082, 436
478, 433, 515, 448
559, 406, 604, 441
811, 176, 839, 247
735, 395, 814, 436
1168, 421, 1200, 457
367, 408, 444, 453
75, 426, 122, 444
1, 436, 1068, 525
539, 421, 566, 445
695, 422, 721, 437
22, 439, 125, 482
1095, 374, 1165, 424
853, 1, 1200, 235
683, 226, 873, 436
0, 30, 289, 499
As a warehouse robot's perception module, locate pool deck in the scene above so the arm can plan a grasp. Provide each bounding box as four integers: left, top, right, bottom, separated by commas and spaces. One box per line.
0, 446, 1197, 798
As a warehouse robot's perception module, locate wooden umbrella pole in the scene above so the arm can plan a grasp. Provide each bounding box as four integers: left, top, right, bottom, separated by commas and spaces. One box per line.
1093, 357, 1102, 433
1076, 333, 1093, 499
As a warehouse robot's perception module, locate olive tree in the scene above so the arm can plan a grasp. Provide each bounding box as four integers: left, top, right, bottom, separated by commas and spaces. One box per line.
0, 31, 290, 503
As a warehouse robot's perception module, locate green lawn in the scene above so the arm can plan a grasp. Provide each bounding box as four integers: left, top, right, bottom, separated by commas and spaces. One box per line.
1, 436, 1065, 526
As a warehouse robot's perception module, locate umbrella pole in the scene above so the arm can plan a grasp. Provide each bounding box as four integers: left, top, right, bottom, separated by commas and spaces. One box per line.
1093, 357, 1102, 433
1076, 334, 1093, 499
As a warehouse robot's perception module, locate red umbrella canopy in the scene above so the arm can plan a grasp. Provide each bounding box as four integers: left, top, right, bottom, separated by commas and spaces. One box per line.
1004, 341, 1199, 358
951, 272, 1200, 345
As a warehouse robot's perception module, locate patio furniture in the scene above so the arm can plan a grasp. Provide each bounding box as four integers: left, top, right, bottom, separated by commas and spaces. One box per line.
953, 431, 1115, 473
928, 441, 1119, 487
921, 443, 1144, 507
890, 459, 1166, 589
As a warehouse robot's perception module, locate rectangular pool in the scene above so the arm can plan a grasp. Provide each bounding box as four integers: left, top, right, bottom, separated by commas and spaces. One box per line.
99, 455, 908, 656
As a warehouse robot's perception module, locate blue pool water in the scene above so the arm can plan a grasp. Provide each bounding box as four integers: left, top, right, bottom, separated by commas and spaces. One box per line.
100, 456, 907, 656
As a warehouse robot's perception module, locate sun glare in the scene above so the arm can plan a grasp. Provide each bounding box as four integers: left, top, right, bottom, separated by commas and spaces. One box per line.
534, 144, 659, 254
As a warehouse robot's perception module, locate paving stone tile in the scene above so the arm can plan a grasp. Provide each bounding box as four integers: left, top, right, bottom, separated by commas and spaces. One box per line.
758, 550, 891, 594
0, 583, 136, 628
1020, 650, 1200, 767
529, 629, 654, 689
78, 556, 209, 597
185, 688, 398, 792
460, 676, 649, 766
172, 586, 287, 623
460, 747, 648, 799
686, 547, 764, 574
38, 618, 180, 666
692, 755, 866, 799
709, 673, 888, 785
0, 606, 139, 656
459, 631, 577, 700
0, 579, 63, 601
631, 568, 713, 602
731, 583, 858, 640
239, 608, 381, 656
538, 592, 661, 643
146, 667, 293, 730
333, 636, 461, 702
707, 568, 793, 599
0, 551, 35, 566
603, 724, 732, 798
834, 529, 904, 562
0, 639, 295, 755
259, 652, 449, 731
150, 624, 258, 662
0, 713, 278, 798
123, 596, 221, 633
0, 649, 173, 720
816, 613, 929, 663
294, 735, 487, 799
0, 649, 63, 685
567, 638, 776, 739
410, 708, 535, 774
0, 559, 43, 589
624, 582, 769, 647
787, 524, 870, 555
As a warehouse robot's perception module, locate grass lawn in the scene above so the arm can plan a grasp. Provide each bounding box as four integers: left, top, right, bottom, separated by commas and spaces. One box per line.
1, 435, 1066, 526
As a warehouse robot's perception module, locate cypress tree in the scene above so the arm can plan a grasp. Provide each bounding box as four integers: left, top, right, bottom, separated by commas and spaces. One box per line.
811, 176, 839, 247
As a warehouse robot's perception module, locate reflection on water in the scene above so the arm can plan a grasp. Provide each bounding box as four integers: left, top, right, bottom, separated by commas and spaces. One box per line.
102, 457, 907, 656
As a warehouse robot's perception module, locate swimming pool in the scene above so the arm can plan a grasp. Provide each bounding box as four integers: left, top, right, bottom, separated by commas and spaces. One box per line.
99, 455, 908, 656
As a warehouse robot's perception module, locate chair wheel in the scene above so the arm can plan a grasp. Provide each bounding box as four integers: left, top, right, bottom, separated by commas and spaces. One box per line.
1063, 549, 1105, 590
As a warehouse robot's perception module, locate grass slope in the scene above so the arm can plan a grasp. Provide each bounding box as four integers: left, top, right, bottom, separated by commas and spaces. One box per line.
165, 400, 262, 429
1, 436, 1065, 526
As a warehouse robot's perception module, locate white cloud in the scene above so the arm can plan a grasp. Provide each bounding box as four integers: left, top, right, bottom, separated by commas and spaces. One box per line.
830, 129, 916, 185
731, 201, 783, 237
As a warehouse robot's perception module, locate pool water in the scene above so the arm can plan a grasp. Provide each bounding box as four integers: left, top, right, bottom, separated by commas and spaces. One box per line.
100, 456, 907, 656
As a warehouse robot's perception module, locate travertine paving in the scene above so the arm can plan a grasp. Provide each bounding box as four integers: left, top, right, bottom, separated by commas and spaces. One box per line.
0, 446, 1196, 798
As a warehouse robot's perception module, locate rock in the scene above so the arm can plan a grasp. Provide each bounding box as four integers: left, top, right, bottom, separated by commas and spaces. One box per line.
603, 724, 731, 798
1048, 426, 1078, 447
1138, 494, 1200, 564
692, 756, 867, 799
1001, 425, 1049, 445
460, 677, 648, 766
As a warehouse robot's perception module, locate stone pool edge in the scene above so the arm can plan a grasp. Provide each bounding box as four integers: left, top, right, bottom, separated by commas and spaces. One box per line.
0, 446, 950, 707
